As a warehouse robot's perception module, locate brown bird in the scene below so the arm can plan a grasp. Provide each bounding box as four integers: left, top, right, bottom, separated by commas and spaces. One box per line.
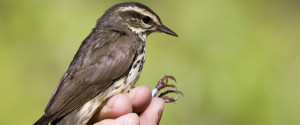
34, 2, 181, 125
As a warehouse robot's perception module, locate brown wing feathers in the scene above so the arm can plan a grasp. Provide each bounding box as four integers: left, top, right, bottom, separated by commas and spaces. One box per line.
34, 31, 139, 125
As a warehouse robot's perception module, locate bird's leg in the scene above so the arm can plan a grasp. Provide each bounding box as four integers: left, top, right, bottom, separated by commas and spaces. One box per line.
151, 75, 183, 103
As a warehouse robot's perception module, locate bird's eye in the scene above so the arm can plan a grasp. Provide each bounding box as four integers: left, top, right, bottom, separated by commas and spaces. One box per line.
142, 16, 151, 24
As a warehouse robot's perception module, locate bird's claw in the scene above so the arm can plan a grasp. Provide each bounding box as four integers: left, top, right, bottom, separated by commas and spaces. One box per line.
152, 75, 183, 103
158, 90, 183, 103
155, 75, 177, 91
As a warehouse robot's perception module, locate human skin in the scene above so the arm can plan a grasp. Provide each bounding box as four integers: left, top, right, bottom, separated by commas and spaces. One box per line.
93, 86, 165, 125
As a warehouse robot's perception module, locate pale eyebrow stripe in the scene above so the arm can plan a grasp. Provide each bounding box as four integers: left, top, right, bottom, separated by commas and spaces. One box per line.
117, 6, 161, 25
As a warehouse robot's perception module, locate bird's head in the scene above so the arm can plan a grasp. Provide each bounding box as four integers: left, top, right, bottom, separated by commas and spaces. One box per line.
97, 2, 178, 39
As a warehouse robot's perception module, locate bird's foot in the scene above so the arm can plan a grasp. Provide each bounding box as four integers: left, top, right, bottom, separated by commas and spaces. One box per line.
158, 90, 183, 103
151, 75, 183, 103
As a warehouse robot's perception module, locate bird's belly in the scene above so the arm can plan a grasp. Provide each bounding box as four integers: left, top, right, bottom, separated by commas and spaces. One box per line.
77, 77, 131, 124
75, 52, 146, 124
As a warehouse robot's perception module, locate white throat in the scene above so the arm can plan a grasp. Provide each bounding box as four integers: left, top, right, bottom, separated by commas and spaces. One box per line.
138, 33, 147, 41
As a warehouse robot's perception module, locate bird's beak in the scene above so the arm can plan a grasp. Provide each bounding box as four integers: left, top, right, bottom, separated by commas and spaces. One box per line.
157, 25, 178, 37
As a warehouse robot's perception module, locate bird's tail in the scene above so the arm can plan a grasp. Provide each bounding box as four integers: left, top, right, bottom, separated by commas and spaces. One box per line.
34, 115, 51, 125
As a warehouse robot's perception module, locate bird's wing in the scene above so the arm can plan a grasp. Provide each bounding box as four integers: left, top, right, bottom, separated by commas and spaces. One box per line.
43, 31, 139, 120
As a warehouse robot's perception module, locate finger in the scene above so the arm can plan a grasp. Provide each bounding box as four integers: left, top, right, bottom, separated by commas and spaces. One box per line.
94, 113, 140, 125
94, 94, 133, 121
130, 86, 152, 113
140, 98, 164, 125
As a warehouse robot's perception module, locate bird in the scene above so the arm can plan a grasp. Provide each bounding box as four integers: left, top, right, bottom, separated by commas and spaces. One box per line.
34, 2, 180, 125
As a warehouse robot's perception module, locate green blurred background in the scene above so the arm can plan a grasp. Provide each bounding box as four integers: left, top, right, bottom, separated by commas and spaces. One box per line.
1, 0, 300, 124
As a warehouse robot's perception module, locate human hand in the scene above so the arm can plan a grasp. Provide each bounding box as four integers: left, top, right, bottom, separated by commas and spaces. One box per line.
93, 86, 165, 125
